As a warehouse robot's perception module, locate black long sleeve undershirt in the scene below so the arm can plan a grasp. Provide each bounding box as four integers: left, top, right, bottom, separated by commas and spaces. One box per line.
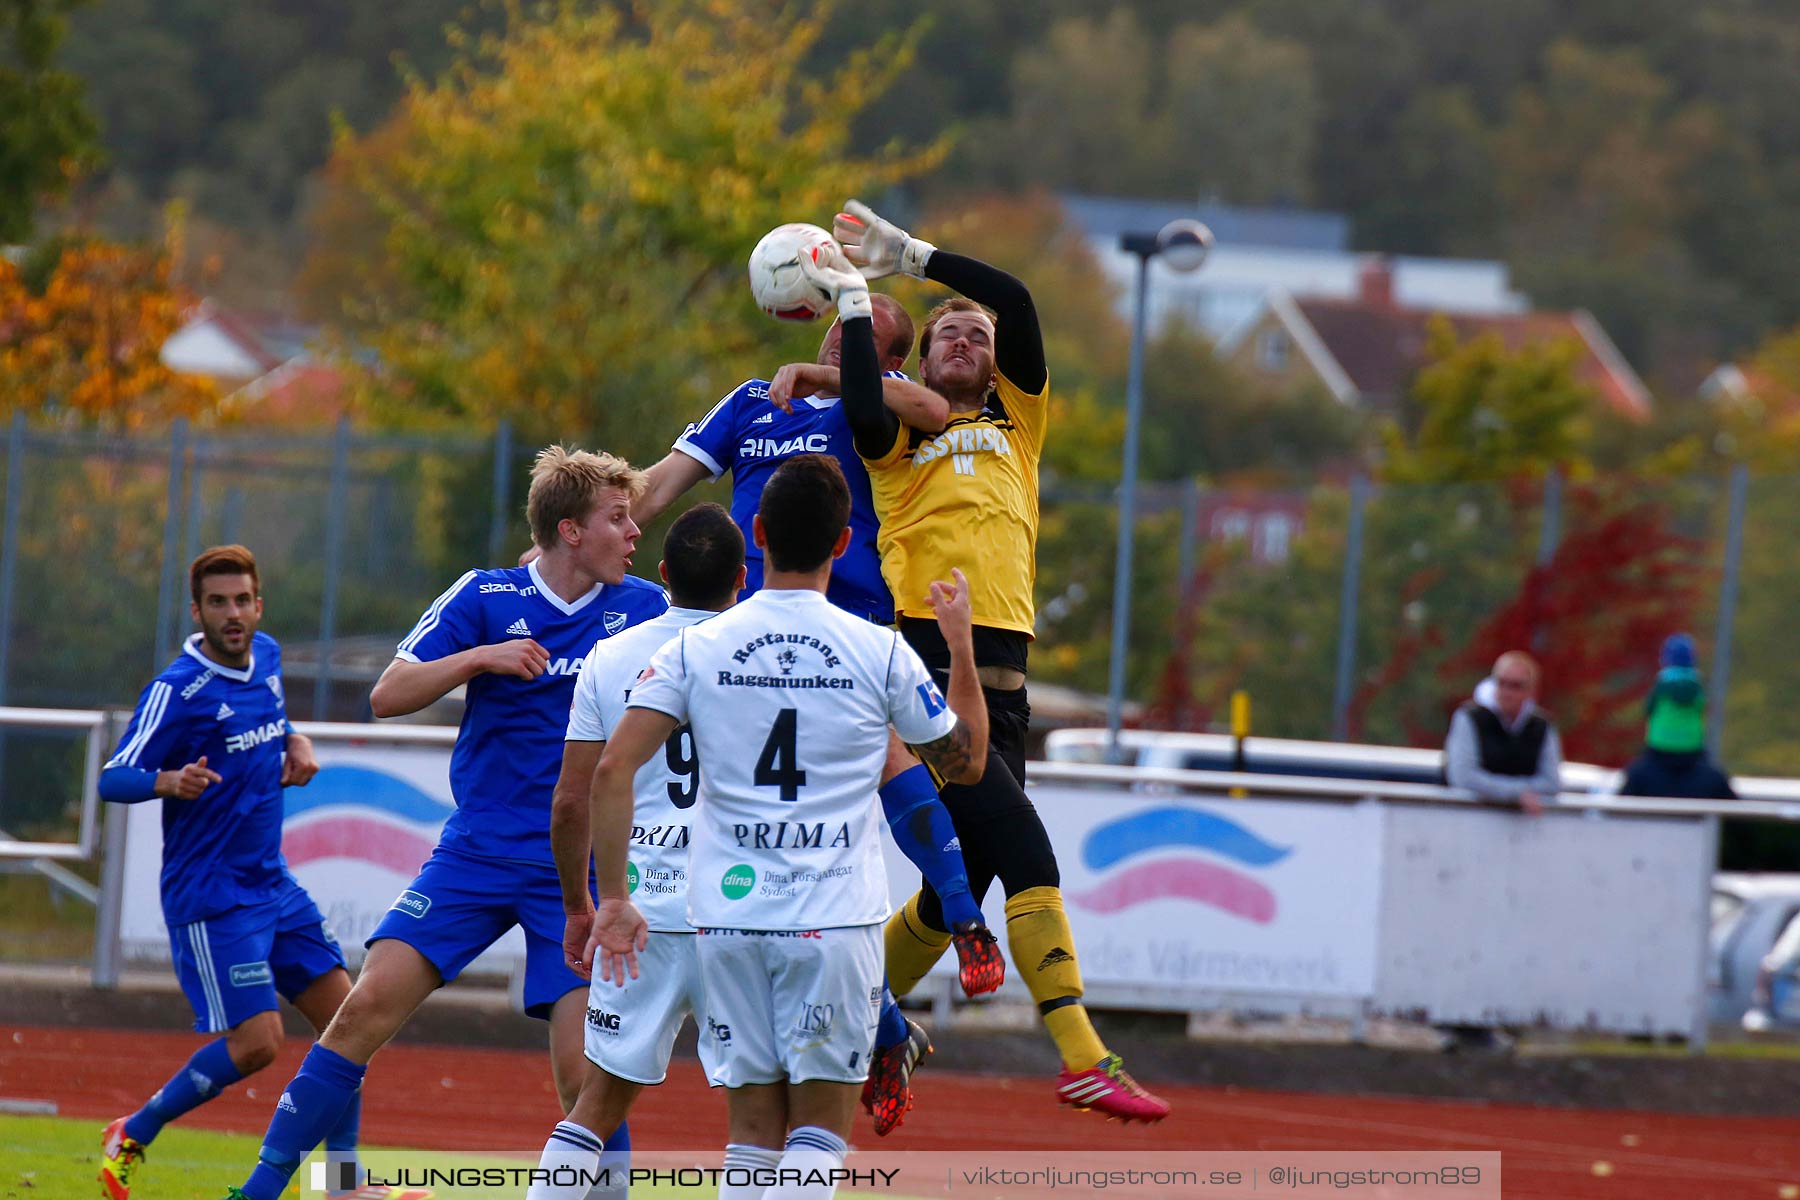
842, 250, 1049, 461
840, 314, 896, 460
923, 250, 1047, 395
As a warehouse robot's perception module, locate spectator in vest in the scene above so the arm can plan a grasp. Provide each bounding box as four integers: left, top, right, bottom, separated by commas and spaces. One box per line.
1619, 633, 1736, 800
1444, 651, 1562, 816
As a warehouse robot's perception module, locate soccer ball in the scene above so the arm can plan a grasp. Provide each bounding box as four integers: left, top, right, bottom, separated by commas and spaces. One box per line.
748, 223, 838, 321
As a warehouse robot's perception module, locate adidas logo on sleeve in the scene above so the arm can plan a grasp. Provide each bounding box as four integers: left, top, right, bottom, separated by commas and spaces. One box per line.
505, 618, 532, 637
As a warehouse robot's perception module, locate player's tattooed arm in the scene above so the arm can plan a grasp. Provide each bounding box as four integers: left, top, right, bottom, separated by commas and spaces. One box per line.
924, 567, 987, 784
909, 720, 982, 785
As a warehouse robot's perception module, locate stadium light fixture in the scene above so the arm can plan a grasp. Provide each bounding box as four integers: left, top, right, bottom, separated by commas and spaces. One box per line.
1106, 219, 1213, 764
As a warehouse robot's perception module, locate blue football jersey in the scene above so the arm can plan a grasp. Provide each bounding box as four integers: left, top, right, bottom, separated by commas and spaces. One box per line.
104, 632, 298, 924
395, 560, 668, 865
674, 377, 895, 625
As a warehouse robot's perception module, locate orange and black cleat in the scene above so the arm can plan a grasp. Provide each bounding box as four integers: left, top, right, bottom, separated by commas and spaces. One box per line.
861, 1018, 932, 1136
951, 919, 1005, 997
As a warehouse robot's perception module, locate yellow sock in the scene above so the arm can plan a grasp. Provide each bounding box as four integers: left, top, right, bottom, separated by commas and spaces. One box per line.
1003, 886, 1109, 1071
883, 891, 952, 998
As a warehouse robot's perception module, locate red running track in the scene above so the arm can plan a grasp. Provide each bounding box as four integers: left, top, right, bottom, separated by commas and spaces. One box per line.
4, 1025, 1798, 1199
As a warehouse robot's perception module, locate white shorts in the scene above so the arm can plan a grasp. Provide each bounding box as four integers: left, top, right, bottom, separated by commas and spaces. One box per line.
583, 931, 719, 1086
696, 925, 883, 1087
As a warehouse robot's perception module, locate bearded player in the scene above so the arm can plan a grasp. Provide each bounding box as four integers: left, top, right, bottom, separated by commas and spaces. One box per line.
813, 200, 1170, 1122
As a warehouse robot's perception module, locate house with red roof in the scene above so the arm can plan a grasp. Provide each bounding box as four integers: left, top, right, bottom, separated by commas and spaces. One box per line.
1217, 258, 1652, 420
159, 300, 350, 425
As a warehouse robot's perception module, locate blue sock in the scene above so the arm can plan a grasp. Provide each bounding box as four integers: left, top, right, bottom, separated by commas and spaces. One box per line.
596, 1120, 630, 1198
123, 1038, 244, 1145
879, 766, 982, 927
875, 984, 908, 1051
322, 1084, 361, 1195
240, 1044, 366, 1200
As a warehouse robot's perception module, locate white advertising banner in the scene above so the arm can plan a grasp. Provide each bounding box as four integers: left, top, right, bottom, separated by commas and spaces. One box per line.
882, 785, 1385, 1003
119, 741, 526, 972
120, 745, 1384, 1007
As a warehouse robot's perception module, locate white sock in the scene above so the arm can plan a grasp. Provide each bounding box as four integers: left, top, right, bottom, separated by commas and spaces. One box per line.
525, 1121, 605, 1200
719, 1142, 783, 1200
763, 1126, 848, 1200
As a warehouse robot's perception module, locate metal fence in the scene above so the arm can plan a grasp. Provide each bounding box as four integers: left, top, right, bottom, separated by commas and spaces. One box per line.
0, 417, 521, 850
3, 416, 1799, 845
1038, 466, 1800, 781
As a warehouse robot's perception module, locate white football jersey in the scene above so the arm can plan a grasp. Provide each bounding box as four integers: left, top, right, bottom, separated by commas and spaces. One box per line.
567, 606, 718, 932
628, 587, 956, 931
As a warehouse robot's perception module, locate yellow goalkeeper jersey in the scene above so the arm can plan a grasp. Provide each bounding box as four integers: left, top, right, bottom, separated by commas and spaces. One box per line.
864, 370, 1047, 636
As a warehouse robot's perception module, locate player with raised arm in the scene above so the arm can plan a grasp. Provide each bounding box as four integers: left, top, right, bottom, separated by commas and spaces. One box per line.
634, 286, 1004, 1135
218, 449, 667, 1200
96, 547, 414, 1200
521, 502, 747, 1200
817, 200, 1171, 1122
582, 442, 989, 1200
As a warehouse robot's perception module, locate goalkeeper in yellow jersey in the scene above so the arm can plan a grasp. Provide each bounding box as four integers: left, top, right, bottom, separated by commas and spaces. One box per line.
798, 201, 1170, 1123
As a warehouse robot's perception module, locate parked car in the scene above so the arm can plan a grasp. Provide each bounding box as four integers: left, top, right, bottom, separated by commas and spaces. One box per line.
1711, 873, 1800, 1026
1742, 906, 1800, 1033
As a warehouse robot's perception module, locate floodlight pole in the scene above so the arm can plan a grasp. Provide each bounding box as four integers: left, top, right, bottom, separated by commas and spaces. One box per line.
1105, 221, 1211, 764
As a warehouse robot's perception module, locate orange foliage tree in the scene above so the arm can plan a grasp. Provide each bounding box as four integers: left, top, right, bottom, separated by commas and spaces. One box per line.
0, 237, 214, 428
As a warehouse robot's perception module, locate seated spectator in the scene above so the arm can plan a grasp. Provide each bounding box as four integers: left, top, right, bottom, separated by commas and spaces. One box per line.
1444, 650, 1562, 816
1620, 633, 1736, 800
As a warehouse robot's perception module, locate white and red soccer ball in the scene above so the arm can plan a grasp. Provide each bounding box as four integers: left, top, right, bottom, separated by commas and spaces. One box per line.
747, 222, 838, 321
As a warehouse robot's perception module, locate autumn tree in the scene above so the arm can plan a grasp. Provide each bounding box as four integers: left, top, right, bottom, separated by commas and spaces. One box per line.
1161, 17, 1317, 207
1381, 317, 1592, 484
0, 234, 214, 427
305, 3, 938, 446
0, 0, 100, 240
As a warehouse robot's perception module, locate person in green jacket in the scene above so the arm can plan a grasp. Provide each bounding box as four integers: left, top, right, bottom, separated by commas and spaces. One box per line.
1621, 632, 1735, 801
1646, 633, 1707, 753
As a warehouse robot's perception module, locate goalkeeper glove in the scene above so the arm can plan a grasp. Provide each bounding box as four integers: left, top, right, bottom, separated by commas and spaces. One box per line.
796, 237, 872, 322
834, 200, 935, 281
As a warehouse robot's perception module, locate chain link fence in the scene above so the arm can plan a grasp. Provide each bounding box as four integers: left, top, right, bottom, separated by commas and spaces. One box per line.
1037, 466, 1799, 781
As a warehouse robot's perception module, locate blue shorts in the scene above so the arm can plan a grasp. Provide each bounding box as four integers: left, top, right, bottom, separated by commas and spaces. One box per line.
169, 880, 346, 1034
366, 843, 588, 1020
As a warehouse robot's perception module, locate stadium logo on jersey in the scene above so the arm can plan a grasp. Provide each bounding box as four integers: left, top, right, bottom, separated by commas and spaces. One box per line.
505, 618, 532, 637
215, 702, 236, 722
604, 611, 629, 636
391, 890, 432, 918
740, 434, 830, 459
480, 582, 519, 594
181, 668, 216, 700
1069, 805, 1291, 925
585, 1007, 622, 1034
228, 961, 273, 987
720, 864, 756, 900
224, 719, 286, 754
